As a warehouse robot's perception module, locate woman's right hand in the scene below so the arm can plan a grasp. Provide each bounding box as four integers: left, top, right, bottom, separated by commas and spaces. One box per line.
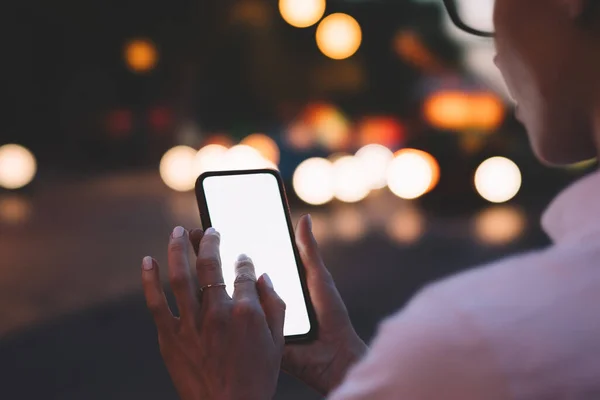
284, 215, 368, 395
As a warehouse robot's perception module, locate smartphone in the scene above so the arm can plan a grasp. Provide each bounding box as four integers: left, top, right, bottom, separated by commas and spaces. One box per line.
195, 169, 317, 343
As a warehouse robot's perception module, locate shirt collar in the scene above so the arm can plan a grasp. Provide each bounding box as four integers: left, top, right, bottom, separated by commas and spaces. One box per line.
542, 169, 600, 243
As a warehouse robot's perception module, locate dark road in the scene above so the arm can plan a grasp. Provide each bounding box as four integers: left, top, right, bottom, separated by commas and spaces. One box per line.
0, 172, 550, 399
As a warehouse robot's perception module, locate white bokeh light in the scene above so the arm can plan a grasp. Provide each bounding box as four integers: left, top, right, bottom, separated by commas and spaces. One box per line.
279, 0, 326, 28
355, 144, 395, 190
223, 145, 273, 170
159, 146, 197, 192
332, 156, 371, 203
192, 144, 228, 176
0, 144, 37, 190
387, 150, 436, 200
475, 157, 522, 203
293, 158, 335, 205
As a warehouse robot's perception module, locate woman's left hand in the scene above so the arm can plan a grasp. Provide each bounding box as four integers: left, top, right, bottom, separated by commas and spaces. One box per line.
141, 226, 286, 400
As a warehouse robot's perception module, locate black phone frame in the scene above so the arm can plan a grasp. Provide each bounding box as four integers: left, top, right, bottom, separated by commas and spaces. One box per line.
195, 168, 318, 343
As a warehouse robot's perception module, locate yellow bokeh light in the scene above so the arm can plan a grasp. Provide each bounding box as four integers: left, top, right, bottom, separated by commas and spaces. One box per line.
241, 133, 280, 165
387, 149, 439, 200
293, 158, 335, 205
159, 146, 197, 192
386, 206, 425, 245
355, 144, 394, 190
192, 144, 228, 176
475, 157, 522, 203
332, 206, 365, 242
332, 156, 371, 203
0, 144, 37, 190
0, 195, 32, 225
223, 145, 273, 170
316, 13, 362, 60
124, 39, 158, 73
475, 206, 525, 245
279, 0, 326, 28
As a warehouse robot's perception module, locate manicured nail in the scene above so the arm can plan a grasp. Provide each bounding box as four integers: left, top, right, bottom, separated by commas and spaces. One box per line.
307, 214, 313, 232
236, 254, 252, 264
262, 273, 273, 289
142, 256, 154, 271
205, 227, 217, 235
172, 226, 185, 238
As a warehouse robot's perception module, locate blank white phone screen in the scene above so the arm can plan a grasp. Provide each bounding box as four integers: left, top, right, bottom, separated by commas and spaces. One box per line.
202, 173, 311, 337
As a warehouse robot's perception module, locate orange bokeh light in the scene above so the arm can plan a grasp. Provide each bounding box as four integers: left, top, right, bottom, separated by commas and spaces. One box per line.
357, 116, 405, 148
124, 39, 158, 73
305, 103, 351, 151
241, 133, 280, 165
286, 103, 351, 152
424, 91, 505, 132
205, 134, 234, 148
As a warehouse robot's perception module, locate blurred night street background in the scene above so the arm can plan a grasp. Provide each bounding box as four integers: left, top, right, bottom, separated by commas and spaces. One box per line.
0, 0, 597, 398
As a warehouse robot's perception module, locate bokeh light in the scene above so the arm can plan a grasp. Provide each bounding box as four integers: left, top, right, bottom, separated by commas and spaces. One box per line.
475, 157, 522, 203
124, 38, 158, 73
192, 144, 228, 176
149, 106, 172, 133
387, 149, 439, 199
159, 146, 197, 192
286, 120, 316, 151
308, 103, 351, 151
106, 109, 133, 139
470, 93, 505, 131
475, 206, 525, 245
316, 13, 362, 60
393, 30, 442, 72
355, 144, 394, 190
223, 145, 274, 170
241, 133, 280, 165
0, 144, 37, 190
279, 0, 326, 28
386, 206, 425, 245
293, 158, 335, 205
0, 195, 32, 225
332, 156, 371, 203
356, 116, 405, 149
424, 91, 471, 130
205, 134, 235, 148
332, 206, 365, 242
424, 91, 505, 132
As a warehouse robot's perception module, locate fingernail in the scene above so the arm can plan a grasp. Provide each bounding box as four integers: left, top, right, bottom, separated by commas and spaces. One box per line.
237, 253, 252, 263
262, 273, 273, 289
172, 226, 185, 238
307, 214, 313, 232
205, 227, 217, 235
142, 256, 153, 271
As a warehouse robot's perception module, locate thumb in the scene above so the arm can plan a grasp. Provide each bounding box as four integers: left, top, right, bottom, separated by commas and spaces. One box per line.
295, 215, 348, 317
257, 273, 286, 349
295, 214, 332, 282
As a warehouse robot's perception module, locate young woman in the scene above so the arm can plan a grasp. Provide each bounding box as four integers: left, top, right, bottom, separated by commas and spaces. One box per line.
141, 0, 600, 398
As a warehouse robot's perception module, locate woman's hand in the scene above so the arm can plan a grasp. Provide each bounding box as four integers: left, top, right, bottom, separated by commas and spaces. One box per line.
141, 226, 286, 400
283, 215, 368, 395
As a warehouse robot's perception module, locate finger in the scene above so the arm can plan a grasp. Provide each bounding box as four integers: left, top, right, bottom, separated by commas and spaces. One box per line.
141, 256, 175, 332
257, 273, 286, 348
168, 226, 198, 322
295, 214, 349, 319
232, 254, 259, 302
295, 214, 332, 282
189, 228, 204, 256
196, 227, 229, 303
